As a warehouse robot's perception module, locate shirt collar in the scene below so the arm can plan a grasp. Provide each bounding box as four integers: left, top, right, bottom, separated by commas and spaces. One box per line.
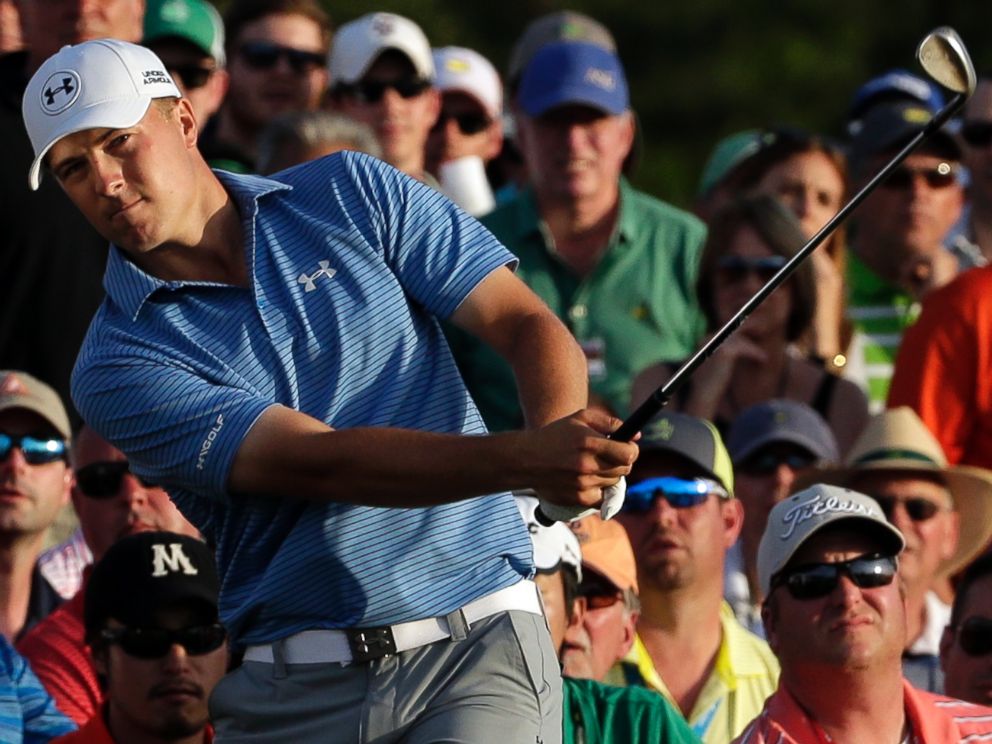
103, 170, 292, 321
515, 177, 635, 247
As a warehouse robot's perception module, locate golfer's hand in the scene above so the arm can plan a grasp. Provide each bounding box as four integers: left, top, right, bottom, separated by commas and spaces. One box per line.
522, 409, 638, 513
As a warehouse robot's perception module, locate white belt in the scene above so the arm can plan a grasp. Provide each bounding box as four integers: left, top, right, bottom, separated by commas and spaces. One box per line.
243, 579, 542, 665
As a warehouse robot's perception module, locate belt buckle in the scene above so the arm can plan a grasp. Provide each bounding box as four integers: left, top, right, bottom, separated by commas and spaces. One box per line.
346, 626, 397, 663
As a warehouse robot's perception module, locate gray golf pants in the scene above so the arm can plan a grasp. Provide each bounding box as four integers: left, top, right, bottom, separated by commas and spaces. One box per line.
210, 610, 562, 743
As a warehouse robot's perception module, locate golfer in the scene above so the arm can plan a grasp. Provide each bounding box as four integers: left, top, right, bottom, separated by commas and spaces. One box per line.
23, 39, 637, 742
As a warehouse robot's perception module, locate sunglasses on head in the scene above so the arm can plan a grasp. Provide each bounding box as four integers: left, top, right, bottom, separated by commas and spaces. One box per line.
739, 451, 817, 476
167, 64, 214, 91
772, 553, 898, 600
99, 623, 227, 659
622, 476, 729, 513
716, 254, 788, 284
962, 121, 992, 148
239, 41, 325, 74
954, 616, 992, 657
881, 162, 959, 191
335, 77, 432, 104
75, 460, 154, 499
433, 110, 491, 136
872, 494, 943, 523
0, 432, 66, 465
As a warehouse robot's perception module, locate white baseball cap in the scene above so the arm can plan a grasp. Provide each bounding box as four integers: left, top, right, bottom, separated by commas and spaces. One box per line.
328, 12, 434, 85
515, 494, 582, 580
22, 39, 181, 190
432, 46, 502, 120
757, 484, 905, 598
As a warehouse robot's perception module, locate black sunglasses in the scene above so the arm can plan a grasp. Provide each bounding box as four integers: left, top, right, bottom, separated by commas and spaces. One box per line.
739, 451, 817, 476
881, 162, 959, 191
75, 460, 154, 499
0, 432, 66, 465
955, 616, 992, 657
772, 553, 898, 600
239, 41, 324, 74
716, 254, 787, 285
335, 78, 431, 104
167, 65, 214, 91
873, 495, 943, 523
99, 623, 227, 659
432, 110, 491, 136
962, 121, 992, 148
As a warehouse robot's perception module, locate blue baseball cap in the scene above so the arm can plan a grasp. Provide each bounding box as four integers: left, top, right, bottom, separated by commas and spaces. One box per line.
846, 68, 944, 136
518, 41, 628, 118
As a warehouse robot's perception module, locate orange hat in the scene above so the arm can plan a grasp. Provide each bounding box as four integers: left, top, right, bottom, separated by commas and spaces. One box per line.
569, 515, 638, 595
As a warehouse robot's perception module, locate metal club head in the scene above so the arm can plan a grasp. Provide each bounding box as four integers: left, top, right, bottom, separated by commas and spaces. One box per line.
917, 27, 976, 95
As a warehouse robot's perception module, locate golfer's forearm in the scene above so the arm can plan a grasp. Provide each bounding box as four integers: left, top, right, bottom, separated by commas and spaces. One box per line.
503, 311, 589, 429
231, 424, 534, 506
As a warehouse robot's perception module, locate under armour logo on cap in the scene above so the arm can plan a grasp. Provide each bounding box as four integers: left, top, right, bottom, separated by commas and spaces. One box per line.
40, 71, 80, 114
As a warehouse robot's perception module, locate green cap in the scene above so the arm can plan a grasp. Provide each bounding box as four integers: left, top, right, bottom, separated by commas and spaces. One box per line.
638, 412, 735, 496
697, 129, 763, 197
143, 0, 226, 65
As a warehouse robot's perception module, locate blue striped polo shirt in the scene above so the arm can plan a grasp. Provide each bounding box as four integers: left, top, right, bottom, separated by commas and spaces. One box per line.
72, 152, 534, 646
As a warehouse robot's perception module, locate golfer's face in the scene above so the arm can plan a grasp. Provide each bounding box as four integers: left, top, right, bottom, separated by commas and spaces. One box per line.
47, 101, 197, 255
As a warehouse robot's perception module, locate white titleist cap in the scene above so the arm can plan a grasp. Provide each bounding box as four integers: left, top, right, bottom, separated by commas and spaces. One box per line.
328, 12, 434, 85
757, 483, 905, 597
23, 38, 181, 190
432, 46, 502, 120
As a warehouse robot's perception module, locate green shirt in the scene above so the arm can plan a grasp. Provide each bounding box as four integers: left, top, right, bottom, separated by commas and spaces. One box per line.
450, 180, 707, 431
563, 677, 701, 744
845, 252, 921, 411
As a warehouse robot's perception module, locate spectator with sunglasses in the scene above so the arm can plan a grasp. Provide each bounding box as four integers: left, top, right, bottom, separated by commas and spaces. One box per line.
142, 0, 229, 132
723, 400, 839, 636
798, 407, 992, 693
52, 531, 227, 743
940, 553, 992, 705
200, 0, 329, 172
517, 495, 700, 744
615, 412, 778, 743
946, 77, 992, 267
19, 426, 201, 726
631, 195, 868, 453
721, 128, 852, 370
0, 371, 72, 642
563, 515, 641, 684
844, 100, 964, 412
736, 483, 992, 744
425, 46, 503, 215
327, 13, 440, 184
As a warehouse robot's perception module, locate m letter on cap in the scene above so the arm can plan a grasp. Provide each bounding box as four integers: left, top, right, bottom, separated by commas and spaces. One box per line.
151, 543, 199, 577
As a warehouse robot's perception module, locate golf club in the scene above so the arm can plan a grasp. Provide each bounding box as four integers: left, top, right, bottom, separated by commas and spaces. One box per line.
536, 26, 976, 526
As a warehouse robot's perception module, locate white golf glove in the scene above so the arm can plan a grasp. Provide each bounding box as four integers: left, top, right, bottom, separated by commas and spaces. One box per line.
536, 477, 627, 524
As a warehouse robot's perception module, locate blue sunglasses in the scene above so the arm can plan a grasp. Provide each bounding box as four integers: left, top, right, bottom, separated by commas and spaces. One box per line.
0, 432, 67, 465
623, 476, 729, 513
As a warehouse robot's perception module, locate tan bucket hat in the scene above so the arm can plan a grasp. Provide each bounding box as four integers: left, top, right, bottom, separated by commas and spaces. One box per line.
795, 406, 992, 578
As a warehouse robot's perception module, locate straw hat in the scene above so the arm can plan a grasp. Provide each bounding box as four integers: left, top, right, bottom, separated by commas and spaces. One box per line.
796, 407, 992, 578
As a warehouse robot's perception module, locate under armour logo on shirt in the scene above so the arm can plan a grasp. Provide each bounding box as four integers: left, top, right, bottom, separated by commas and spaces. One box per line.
151, 543, 199, 577
298, 260, 337, 292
